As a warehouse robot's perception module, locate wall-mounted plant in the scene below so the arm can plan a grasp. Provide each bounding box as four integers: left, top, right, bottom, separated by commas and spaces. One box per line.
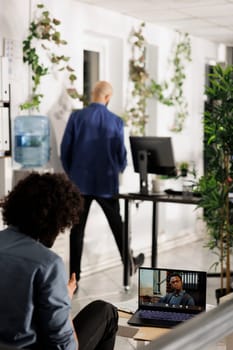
124, 23, 191, 135
122, 22, 149, 135
21, 3, 83, 111
169, 32, 192, 132
123, 22, 172, 136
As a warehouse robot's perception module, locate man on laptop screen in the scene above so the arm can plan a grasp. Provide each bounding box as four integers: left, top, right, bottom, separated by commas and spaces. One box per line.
158, 273, 195, 307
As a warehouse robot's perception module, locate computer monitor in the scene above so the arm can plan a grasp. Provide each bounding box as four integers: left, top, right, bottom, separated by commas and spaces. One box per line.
130, 136, 177, 194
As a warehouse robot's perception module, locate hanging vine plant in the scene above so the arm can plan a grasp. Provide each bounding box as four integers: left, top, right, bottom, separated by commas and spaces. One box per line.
169, 31, 192, 132
123, 22, 172, 135
21, 3, 83, 111
122, 22, 148, 136
123, 23, 191, 135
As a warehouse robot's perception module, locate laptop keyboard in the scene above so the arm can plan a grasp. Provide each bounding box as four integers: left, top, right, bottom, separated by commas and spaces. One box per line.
139, 309, 194, 322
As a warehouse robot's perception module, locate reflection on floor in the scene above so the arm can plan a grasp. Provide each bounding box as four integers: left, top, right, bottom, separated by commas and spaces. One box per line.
71, 239, 229, 349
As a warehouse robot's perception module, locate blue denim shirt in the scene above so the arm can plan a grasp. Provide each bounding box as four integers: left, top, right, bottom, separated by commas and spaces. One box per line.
60, 103, 127, 197
0, 227, 77, 350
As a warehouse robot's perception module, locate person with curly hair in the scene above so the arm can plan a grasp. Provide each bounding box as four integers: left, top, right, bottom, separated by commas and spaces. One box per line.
0, 172, 118, 350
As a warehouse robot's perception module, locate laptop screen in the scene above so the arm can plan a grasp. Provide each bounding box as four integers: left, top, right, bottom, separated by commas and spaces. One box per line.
139, 267, 207, 314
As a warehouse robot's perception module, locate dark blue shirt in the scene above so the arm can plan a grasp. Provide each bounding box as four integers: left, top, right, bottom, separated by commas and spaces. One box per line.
0, 226, 77, 350
60, 103, 127, 197
159, 290, 195, 306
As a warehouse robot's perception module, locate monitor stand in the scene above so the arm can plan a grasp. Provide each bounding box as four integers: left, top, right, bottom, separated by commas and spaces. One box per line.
138, 150, 148, 195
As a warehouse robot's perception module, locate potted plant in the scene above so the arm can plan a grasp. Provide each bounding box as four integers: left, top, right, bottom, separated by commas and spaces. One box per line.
14, 3, 82, 168
179, 162, 189, 177
196, 64, 233, 302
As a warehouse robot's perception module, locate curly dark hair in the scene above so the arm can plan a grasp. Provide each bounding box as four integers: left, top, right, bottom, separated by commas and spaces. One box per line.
1, 172, 83, 247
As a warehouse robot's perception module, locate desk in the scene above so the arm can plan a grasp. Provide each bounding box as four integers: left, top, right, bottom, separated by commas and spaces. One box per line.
118, 310, 169, 348
118, 193, 200, 289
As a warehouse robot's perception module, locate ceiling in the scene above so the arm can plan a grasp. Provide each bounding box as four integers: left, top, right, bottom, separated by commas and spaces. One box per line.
77, 0, 233, 45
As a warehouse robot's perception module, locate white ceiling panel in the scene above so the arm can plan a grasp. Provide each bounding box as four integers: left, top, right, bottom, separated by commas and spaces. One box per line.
181, 4, 233, 17
77, 0, 233, 45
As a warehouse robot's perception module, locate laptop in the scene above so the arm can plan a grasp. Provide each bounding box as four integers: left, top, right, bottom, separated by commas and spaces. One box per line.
128, 267, 207, 328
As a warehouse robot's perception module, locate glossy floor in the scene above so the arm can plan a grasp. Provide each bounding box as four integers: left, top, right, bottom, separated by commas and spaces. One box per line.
71, 239, 229, 349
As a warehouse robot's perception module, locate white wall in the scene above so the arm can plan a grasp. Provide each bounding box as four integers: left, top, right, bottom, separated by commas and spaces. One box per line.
0, 0, 221, 278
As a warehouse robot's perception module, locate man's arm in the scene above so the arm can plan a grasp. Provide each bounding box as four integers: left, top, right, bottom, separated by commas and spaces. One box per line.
116, 119, 127, 172
185, 294, 195, 306
158, 294, 170, 304
61, 112, 76, 174
36, 256, 78, 350
68, 273, 79, 349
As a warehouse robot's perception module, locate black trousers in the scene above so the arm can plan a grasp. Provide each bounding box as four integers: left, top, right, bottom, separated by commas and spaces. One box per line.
70, 195, 124, 280
27, 300, 118, 350
73, 300, 118, 350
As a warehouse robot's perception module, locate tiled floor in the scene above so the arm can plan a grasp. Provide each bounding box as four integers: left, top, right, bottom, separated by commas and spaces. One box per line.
71, 239, 230, 349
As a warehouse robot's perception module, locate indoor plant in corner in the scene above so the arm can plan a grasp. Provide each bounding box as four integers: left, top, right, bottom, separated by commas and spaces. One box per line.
14, 3, 81, 169
197, 64, 233, 303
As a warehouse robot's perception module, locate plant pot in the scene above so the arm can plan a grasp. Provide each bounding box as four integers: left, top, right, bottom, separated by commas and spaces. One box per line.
181, 169, 188, 177
14, 115, 50, 168
215, 288, 233, 304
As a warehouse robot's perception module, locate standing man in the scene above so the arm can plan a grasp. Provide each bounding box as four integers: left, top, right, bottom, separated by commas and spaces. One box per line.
61, 80, 144, 284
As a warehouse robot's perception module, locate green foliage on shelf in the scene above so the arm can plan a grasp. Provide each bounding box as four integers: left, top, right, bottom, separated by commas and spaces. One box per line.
123, 23, 191, 135
177, 161, 197, 178
20, 3, 83, 111
196, 64, 233, 294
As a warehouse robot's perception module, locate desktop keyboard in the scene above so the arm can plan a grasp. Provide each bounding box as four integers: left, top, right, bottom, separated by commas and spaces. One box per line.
128, 192, 166, 197
164, 189, 201, 197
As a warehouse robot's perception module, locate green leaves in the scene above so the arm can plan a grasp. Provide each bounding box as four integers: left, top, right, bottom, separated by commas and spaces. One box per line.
20, 3, 82, 111
198, 64, 233, 291
124, 24, 191, 135
169, 31, 191, 132
20, 94, 43, 112
204, 65, 233, 154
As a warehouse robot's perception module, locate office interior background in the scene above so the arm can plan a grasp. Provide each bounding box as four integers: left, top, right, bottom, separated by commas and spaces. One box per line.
1, 0, 233, 279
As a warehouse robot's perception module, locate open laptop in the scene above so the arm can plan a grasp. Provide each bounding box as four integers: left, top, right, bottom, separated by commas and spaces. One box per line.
128, 267, 207, 328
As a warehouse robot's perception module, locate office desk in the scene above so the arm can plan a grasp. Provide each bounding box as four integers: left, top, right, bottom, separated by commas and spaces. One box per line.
118, 193, 200, 289
118, 310, 169, 345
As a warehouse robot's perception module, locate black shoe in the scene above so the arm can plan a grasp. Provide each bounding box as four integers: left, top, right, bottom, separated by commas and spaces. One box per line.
130, 253, 145, 276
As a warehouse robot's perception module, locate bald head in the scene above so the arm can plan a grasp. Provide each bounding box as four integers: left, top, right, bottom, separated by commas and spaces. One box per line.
91, 81, 113, 105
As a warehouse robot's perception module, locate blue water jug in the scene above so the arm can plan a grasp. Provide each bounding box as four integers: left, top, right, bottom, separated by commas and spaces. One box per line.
14, 115, 50, 168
